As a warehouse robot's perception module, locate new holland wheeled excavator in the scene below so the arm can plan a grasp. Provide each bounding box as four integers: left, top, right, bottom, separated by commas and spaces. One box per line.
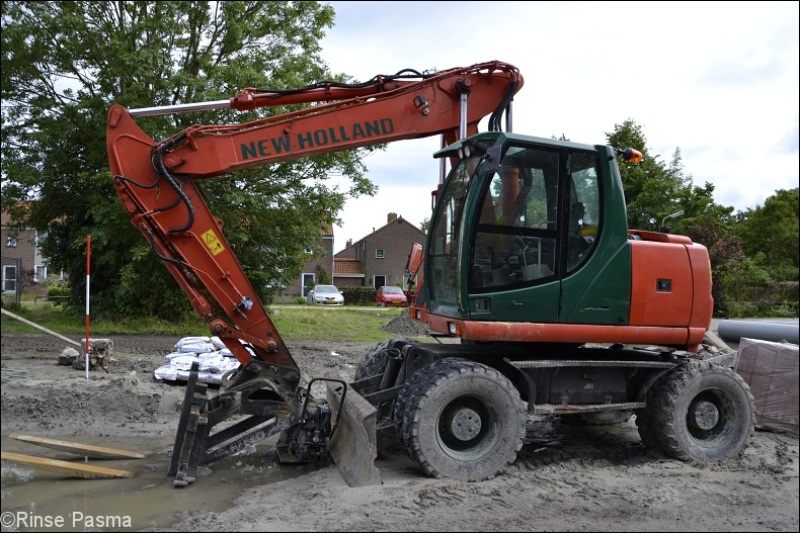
106, 60, 755, 488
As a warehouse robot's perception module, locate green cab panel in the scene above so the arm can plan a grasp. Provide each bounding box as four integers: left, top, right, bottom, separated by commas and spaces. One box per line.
559, 238, 631, 324
469, 279, 561, 322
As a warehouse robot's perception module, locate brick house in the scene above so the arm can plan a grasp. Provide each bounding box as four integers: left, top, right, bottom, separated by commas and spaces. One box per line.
284, 223, 335, 299
1, 207, 50, 300
334, 213, 426, 290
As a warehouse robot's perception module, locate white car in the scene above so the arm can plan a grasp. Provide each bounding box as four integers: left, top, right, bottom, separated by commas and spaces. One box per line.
306, 284, 345, 306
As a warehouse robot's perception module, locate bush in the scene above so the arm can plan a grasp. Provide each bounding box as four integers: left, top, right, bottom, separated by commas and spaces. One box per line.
46, 280, 70, 298
339, 286, 377, 306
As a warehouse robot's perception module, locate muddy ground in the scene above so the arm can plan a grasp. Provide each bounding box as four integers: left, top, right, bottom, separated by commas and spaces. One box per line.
1, 322, 798, 532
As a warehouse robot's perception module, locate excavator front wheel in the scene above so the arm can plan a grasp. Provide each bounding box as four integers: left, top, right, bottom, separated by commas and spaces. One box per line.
395, 358, 526, 481
645, 361, 755, 461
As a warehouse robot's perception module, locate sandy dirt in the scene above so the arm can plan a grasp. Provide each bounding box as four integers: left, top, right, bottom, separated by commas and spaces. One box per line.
1, 327, 798, 532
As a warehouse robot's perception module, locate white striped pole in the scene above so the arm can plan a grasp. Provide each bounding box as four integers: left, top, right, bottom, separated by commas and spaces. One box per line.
85, 235, 91, 381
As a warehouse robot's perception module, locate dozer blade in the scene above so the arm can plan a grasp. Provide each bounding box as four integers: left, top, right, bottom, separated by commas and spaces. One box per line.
324, 369, 381, 487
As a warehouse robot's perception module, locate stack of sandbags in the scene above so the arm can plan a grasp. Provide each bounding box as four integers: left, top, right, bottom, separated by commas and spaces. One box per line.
154, 336, 247, 384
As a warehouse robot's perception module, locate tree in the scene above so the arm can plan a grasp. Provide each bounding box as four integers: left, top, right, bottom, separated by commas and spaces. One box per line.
1, 1, 378, 319
604, 119, 769, 315
737, 188, 799, 281
605, 119, 686, 230
419, 217, 431, 233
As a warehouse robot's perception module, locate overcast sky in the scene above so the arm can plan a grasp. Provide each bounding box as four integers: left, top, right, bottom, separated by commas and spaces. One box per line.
319, 1, 799, 253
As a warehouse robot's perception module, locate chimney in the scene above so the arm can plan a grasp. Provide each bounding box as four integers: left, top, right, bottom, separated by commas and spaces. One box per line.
388, 212, 398, 223
346, 238, 352, 247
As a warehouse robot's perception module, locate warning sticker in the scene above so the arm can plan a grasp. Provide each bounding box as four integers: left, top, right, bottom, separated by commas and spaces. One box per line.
201, 229, 225, 256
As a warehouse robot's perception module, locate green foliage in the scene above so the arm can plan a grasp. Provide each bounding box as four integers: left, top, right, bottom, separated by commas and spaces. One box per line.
1, 1, 381, 321
1, 300, 207, 335
1, 302, 407, 342
340, 286, 378, 306
606, 120, 686, 230
737, 188, 799, 279
606, 119, 795, 317
315, 264, 331, 285
44, 279, 71, 308
268, 305, 404, 341
419, 217, 431, 233
45, 281, 70, 298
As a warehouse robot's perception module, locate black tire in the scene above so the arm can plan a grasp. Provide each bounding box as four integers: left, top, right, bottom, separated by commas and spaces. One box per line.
353, 339, 392, 384
634, 409, 661, 450
397, 358, 526, 481
392, 377, 415, 451
646, 361, 755, 461
353, 337, 413, 395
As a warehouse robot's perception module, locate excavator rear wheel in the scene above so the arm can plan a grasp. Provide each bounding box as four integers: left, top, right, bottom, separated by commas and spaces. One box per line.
396, 358, 526, 481
634, 409, 661, 450
645, 361, 755, 461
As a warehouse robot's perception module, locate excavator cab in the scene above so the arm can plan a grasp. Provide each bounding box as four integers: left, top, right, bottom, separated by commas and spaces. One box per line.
425, 132, 632, 330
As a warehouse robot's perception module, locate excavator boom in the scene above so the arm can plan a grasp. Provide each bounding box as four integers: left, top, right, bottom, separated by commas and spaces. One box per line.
106, 61, 522, 486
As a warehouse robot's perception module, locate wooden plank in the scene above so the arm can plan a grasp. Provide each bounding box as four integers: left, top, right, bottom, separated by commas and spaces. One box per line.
9, 433, 145, 460
1, 452, 136, 479
0, 308, 83, 348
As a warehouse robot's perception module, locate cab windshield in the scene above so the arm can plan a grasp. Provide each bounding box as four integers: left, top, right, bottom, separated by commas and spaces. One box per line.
426, 155, 480, 311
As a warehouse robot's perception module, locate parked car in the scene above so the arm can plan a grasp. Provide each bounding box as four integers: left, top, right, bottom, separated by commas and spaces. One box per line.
376, 285, 408, 307
306, 284, 344, 306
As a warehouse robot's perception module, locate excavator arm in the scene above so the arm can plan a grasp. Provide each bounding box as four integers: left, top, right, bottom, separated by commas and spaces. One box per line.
107, 61, 521, 367
106, 61, 522, 486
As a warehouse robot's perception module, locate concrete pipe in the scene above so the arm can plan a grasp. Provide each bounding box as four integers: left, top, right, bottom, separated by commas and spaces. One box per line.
717, 320, 799, 345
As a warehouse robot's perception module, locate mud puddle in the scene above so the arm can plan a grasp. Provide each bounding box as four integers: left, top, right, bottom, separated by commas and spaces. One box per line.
1, 434, 329, 531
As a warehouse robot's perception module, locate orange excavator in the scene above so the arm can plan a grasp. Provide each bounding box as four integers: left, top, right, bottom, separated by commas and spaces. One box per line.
107, 60, 754, 488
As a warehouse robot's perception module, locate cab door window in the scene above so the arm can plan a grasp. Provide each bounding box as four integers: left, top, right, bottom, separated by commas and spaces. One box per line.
470, 149, 559, 291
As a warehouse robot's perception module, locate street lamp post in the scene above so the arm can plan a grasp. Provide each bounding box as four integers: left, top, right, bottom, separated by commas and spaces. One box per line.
660, 210, 684, 233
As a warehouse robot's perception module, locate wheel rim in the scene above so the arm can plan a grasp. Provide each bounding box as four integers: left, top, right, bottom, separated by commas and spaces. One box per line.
685, 388, 735, 446
436, 395, 498, 460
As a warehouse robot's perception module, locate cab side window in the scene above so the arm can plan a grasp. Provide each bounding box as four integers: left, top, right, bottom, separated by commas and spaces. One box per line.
567, 152, 600, 272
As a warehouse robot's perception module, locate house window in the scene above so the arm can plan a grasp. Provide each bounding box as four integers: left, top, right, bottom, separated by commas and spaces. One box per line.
7, 236, 17, 248
3, 265, 17, 292
375, 249, 385, 259
34, 265, 47, 283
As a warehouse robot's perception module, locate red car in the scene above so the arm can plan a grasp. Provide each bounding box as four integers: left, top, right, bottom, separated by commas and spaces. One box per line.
376, 285, 408, 307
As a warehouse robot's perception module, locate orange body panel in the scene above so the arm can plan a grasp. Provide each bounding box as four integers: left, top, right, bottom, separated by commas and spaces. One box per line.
427, 314, 696, 348
629, 239, 693, 327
